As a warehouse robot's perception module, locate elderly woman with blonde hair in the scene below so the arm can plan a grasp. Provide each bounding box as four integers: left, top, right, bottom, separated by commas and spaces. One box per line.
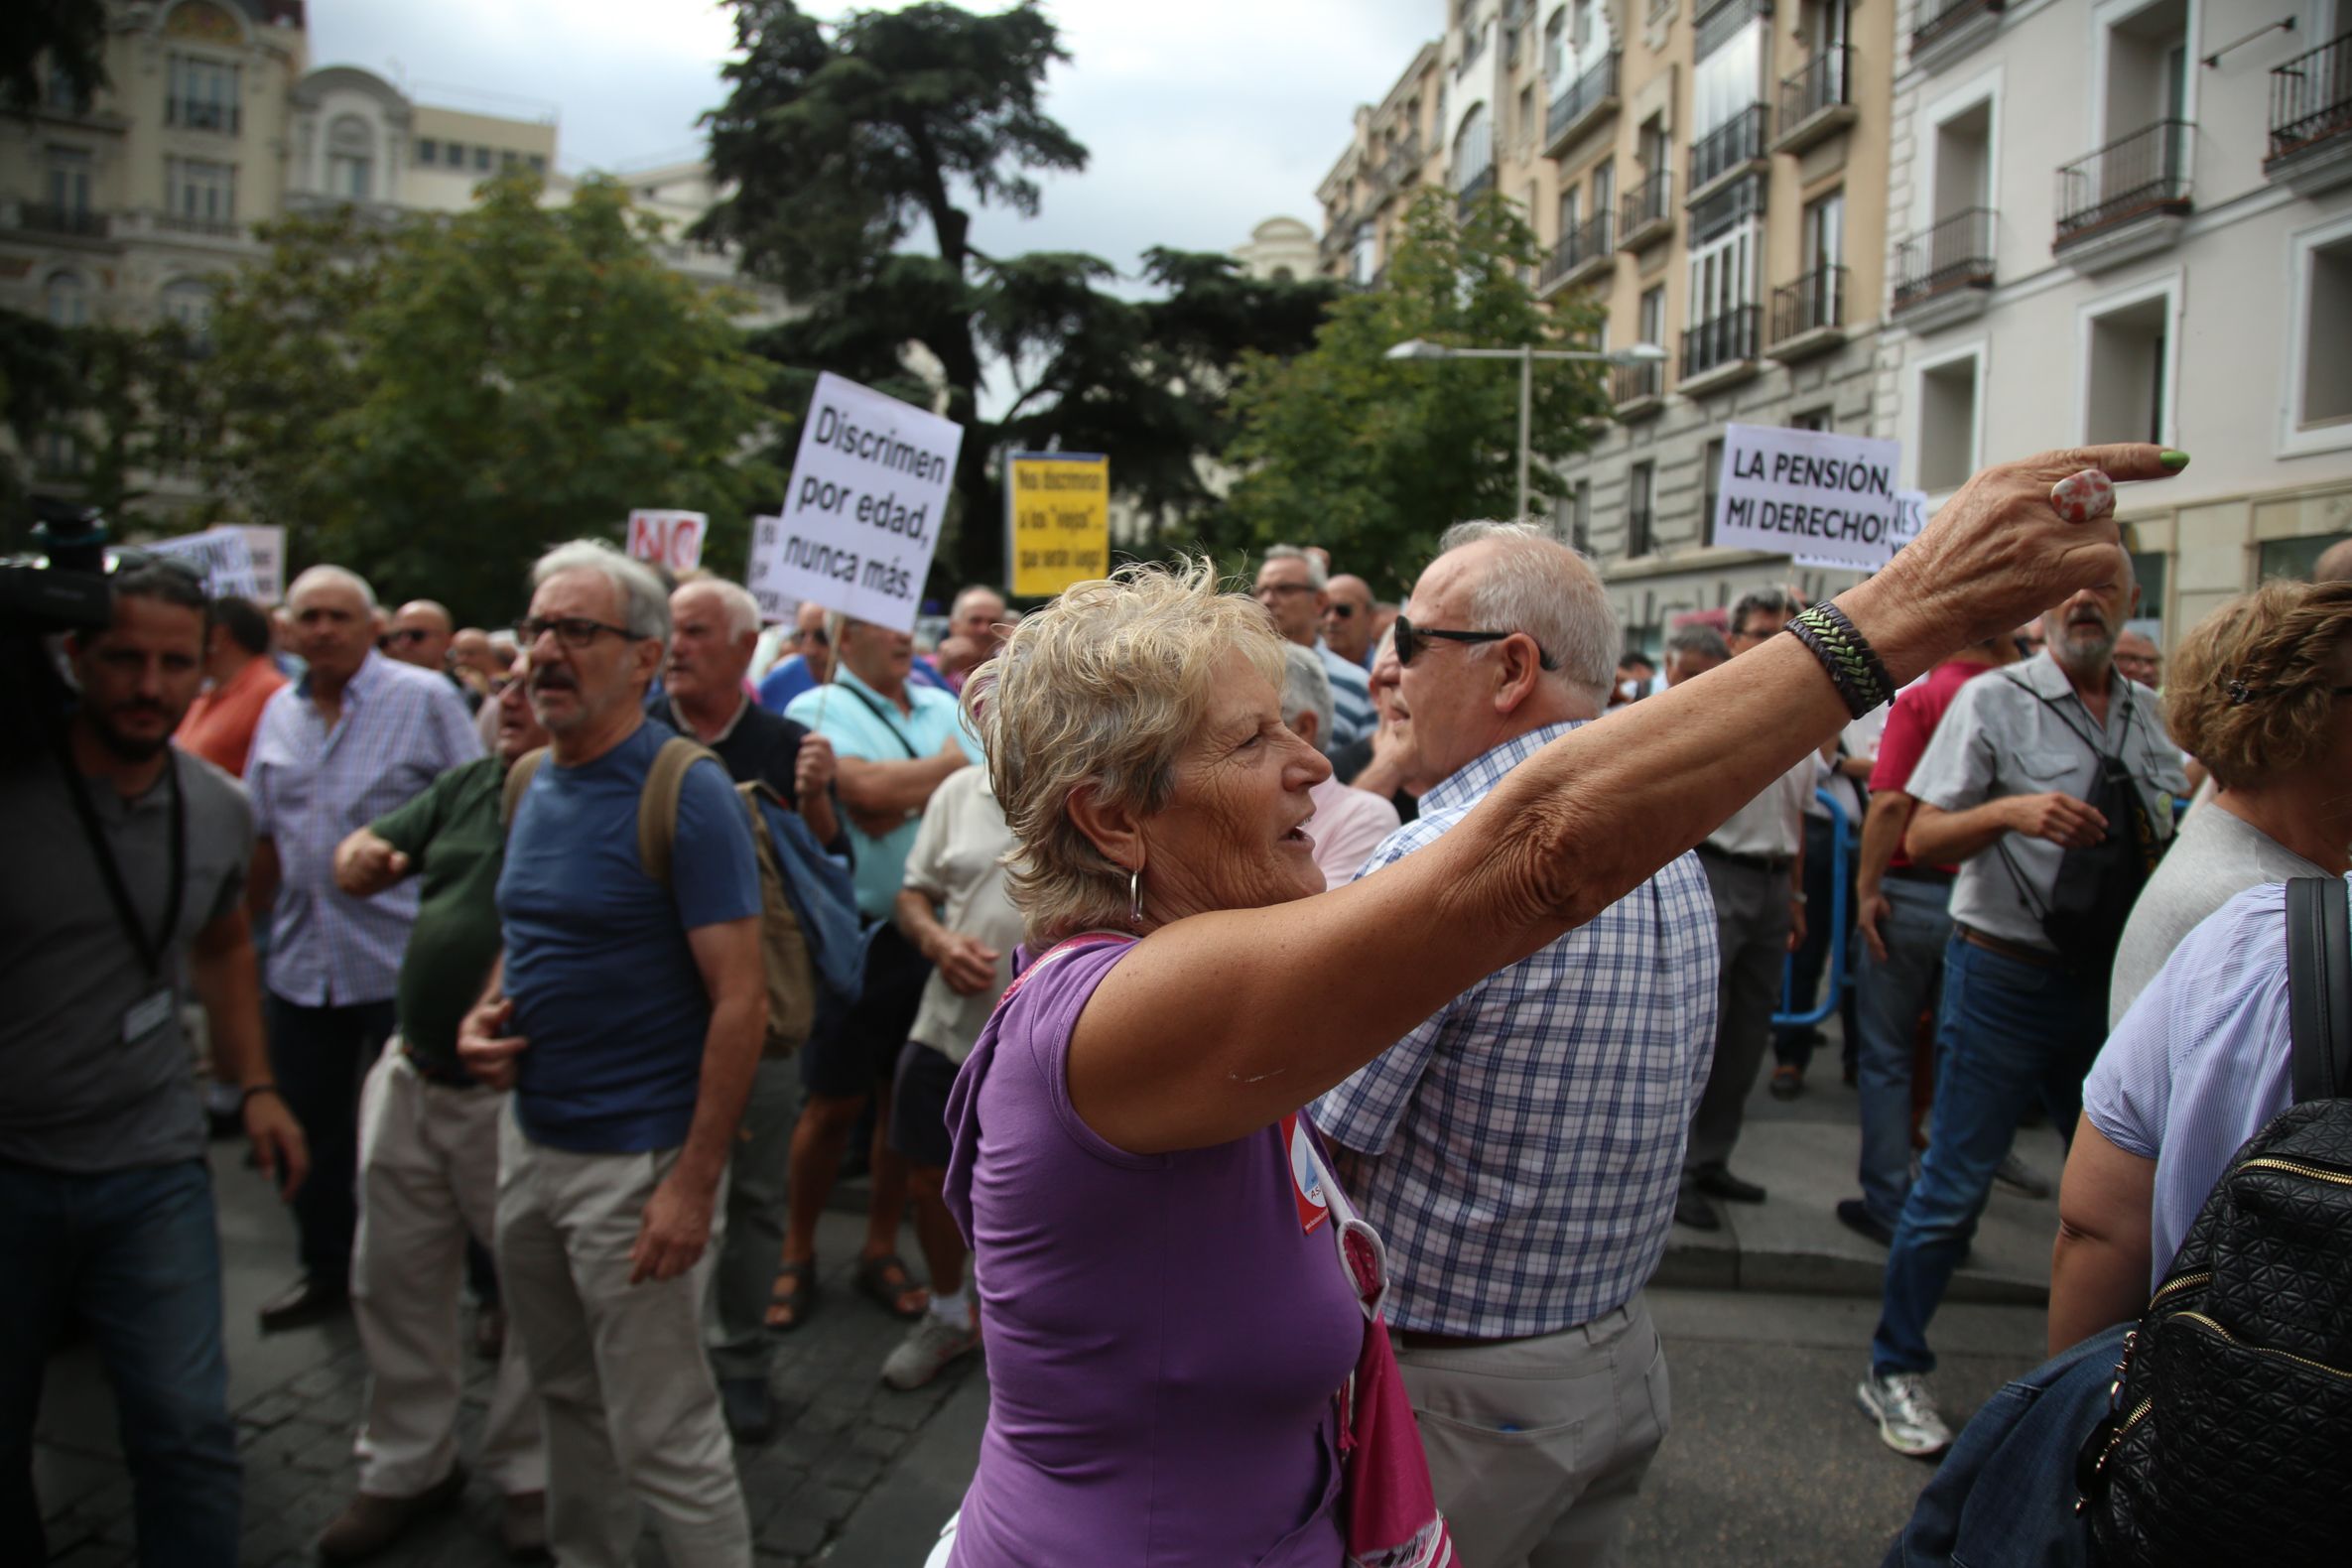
933, 446, 2183, 1567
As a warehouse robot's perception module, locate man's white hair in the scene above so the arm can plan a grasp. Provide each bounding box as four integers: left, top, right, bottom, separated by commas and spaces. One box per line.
1278, 642, 1336, 750
288, 564, 378, 612
530, 539, 670, 642
1433, 520, 1619, 709
677, 578, 760, 640
1262, 543, 1328, 591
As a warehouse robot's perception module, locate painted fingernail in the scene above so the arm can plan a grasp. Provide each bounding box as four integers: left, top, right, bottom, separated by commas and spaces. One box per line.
2158, 449, 2190, 471
2049, 468, 2116, 525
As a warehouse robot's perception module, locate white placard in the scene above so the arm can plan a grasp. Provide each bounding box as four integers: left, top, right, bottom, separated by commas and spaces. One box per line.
626, 509, 708, 574
1713, 424, 1912, 574
1793, 490, 1928, 574
745, 372, 962, 632
139, 529, 261, 600
228, 524, 286, 602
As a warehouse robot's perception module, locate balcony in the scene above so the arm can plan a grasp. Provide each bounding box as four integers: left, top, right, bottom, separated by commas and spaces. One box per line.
1911, 0, 2005, 75
167, 98, 241, 135
1688, 105, 1769, 206
1775, 46, 1855, 156
1376, 131, 1424, 201
1626, 504, 1656, 558
1679, 304, 1762, 396
1612, 360, 1664, 422
1545, 51, 1621, 159
1456, 163, 1498, 219
1539, 209, 1616, 297
1318, 215, 1355, 262
2054, 119, 2192, 273
2265, 32, 2352, 197
1619, 172, 1673, 250
1893, 207, 1995, 330
9, 201, 110, 241
1768, 265, 1847, 362
1457, 24, 1488, 79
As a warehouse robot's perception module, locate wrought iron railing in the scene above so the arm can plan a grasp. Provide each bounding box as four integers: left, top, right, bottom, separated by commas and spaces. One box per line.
1779, 45, 1851, 136
1681, 305, 1761, 379
1627, 504, 1655, 556
1456, 163, 1498, 216
1379, 130, 1423, 191
1457, 25, 1488, 77
1771, 264, 1847, 343
1547, 51, 1620, 147
2054, 119, 2192, 245
2268, 32, 2352, 165
1540, 209, 1616, 290
1620, 170, 1672, 237
1913, 0, 2005, 55
155, 211, 242, 238
168, 97, 240, 134
1613, 360, 1662, 407
1689, 105, 1769, 192
16, 202, 107, 238
1893, 207, 1995, 309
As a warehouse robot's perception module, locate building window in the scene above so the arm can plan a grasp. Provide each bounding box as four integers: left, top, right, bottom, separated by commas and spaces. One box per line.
326, 115, 374, 200
1802, 189, 1844, 273
1638, 282, 1665, 356
1931, 98, 1993, 221
1517, 83, 1536, 150
167, 54, 241, 135
1629, 460, 1656, 556
160, 277, 214, 348
1917, 348, 1982, 492
165, 157, 237, 226
44, 271, 88, 328
473, 145, 492, 172
417, 139, 437, 166
1591, 159, 1615, 228
528, 154, 548, 176
2295, 229, 2352, 431
1702, 437, 1725, 545
1558, 184, 1582, 245
1568, 477, 1592, 554
2127, 549, 2167, 641
2097, 0, 2189, 143
501, 150, 520, 171
2260, 532, 2352, 581
2082, 286, 2172, 446
45, 146, 92, 214
1454, 103, 1493, 192
1789, 407, 1831, 432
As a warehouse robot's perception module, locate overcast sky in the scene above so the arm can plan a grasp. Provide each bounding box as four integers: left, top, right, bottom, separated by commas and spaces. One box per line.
310, 0, 1436, 280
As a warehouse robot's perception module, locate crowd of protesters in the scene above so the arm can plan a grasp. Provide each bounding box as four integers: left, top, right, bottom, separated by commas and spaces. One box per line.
12, 441, 2352, 1568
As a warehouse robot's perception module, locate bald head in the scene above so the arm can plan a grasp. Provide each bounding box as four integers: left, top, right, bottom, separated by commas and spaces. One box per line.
388, 599, 456, 671
2314, 537, 2352, 584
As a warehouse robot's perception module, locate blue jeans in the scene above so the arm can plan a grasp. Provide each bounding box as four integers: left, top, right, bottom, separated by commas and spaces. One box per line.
1852, 877, 1954, 1231
0, 1158, 241, 1566
1872, 935, 2104, 1377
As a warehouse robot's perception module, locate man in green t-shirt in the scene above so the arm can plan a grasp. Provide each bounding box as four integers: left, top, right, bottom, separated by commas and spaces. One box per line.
314, 660, 550, 1563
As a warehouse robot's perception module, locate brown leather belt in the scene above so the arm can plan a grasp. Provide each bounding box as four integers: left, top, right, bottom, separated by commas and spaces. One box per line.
1955, 922, 2064, 970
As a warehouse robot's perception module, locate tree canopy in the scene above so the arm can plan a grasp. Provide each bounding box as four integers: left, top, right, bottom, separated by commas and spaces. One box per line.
1217, 191, 1611, 596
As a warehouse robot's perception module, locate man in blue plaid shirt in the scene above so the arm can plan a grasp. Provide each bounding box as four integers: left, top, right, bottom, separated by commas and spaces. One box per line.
1313, 523, 1718, 1568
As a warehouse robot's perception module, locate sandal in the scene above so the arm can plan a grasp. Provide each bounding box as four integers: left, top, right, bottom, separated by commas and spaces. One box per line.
852, 1251, 929, 1321
765, 1259, 818, 1333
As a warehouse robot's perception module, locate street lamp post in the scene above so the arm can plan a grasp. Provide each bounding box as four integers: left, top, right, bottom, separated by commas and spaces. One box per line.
1386, 337, 1669, 522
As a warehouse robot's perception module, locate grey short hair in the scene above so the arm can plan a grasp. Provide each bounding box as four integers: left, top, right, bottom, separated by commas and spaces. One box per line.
677, 578, 760, 640
1262, 543, 1328, 591
1665, 622, 1731, 664
1278, 643, 1336, 749
530, 539, 671, 642
1432, 520, 1618, 708
288, 564, 378, 612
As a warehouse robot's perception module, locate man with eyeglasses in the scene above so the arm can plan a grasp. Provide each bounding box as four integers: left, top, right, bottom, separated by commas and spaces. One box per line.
460, 540, 765, 1567
1322, 573, 1376, 670
246, 566, 482, 1333
1313, 523, 1716, 1567
755, 600, 833, 713
1254, 545, 1372, 750
383, 600, 481, 712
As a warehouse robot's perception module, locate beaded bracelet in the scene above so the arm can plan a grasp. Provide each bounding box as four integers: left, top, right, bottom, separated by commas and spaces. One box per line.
1785, 603, 1895, 719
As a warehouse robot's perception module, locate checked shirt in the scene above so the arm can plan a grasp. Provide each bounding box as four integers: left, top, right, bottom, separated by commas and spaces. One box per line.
1310, 721, 1720, 1339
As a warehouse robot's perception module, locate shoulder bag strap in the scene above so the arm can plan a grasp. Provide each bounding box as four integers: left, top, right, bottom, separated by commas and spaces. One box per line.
833, 680, 924, 761
638, 736, 718, 886
499, 748, 548, 832
2286, 875, 2352, 1103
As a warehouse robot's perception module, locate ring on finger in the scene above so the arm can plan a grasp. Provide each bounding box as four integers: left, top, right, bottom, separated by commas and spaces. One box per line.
2049, 468, 2117, 525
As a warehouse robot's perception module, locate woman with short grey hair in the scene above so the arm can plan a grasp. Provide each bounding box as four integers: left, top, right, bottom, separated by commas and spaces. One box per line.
938, 446, 2185, 1567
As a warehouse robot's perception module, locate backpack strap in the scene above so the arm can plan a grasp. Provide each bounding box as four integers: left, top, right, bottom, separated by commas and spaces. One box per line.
637, 735, 717, 886
2286, 875, 2352, 1103
499, 747, 549, 831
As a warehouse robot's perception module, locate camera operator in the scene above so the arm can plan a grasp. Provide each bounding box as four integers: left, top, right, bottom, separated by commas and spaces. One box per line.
0, 560, 309, 1565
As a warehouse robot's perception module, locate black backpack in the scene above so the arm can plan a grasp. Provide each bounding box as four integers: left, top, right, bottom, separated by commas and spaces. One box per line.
2075, 876, 2352, 1566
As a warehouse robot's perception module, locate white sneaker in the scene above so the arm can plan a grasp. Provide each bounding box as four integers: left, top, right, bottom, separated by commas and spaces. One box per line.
1857, 1370, 1952, 1457
882, 1311, 980, 1391
1993, 1150, 2052, 1200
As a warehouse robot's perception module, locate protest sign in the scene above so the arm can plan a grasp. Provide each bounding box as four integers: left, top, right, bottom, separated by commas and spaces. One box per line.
1712, 424, 1909, 574
1795, 489, 1928, 573
745, 372, 962, 633
626, 509, 708, 574
227, 525, 286, 601
140, 529, 261, 600
1005, 453, 1110, 598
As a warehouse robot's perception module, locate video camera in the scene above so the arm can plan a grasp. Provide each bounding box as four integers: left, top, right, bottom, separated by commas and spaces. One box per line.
2, 499, 116, 773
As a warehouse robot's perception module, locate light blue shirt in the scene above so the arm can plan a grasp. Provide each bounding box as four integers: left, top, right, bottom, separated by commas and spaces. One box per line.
786, 666, 983, 919
1317, 640, 1374, 750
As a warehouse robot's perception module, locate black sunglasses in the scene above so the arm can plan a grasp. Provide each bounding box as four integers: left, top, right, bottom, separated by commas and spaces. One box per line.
1393, 613, 1557, 672
515, 615, 638, 649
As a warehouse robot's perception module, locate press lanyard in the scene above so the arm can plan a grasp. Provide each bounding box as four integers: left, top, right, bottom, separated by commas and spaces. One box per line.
63, 750, 187, 981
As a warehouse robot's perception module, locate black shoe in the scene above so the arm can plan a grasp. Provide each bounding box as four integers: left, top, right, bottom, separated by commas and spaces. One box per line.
1835, 1199, 1895, 1246
719, 1375, 774, 1445
1674, 1186, 1721, 1231
257, 1274, 347, 1334
1693, 1165, 1767, 1204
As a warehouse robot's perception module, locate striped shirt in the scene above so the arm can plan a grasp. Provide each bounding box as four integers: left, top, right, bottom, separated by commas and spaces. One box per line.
1318, 640, 1374, 750
1311, 721, 1720, 1338
248, 650, 482, 1006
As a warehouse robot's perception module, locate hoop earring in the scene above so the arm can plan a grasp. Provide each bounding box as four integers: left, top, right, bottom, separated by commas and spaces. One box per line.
1128, 864, 1144, 932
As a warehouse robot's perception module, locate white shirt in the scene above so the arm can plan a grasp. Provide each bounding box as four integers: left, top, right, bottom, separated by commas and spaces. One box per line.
1708, 754, 1813, 859
900, 768, 1021, 1066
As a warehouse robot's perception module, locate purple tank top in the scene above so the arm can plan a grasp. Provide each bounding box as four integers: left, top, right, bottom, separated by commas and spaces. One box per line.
942, 936, 1363, 1566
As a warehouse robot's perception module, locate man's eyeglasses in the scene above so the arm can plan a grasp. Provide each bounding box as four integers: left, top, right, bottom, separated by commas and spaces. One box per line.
1256, 582, 1316, 598
1326, 602, 1357, 619
387, 626, 435, 645
514, 615, 637, 650
1393, 613, 1557, 672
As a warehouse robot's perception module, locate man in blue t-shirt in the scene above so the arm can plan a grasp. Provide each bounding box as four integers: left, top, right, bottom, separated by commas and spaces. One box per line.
459, 541, 764, 1568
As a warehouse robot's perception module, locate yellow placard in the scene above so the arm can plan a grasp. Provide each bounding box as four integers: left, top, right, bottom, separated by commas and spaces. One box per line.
1006, 453, 1110, 598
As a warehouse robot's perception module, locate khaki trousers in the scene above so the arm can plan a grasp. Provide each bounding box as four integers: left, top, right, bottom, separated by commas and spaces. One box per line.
1395, 1294, 1670, 1568
350, 1049, 545, 1498
495, 1105, 749, 1568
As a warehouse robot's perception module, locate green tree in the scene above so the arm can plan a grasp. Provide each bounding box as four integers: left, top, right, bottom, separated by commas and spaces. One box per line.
1218, 191, 1611, 596
2, 0, 109, 115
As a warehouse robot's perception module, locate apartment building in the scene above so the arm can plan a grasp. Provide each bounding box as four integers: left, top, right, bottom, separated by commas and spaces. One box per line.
1318, 44, 1445, 284
1320, 3, 1899, 653
1878, 0, 2352, 645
